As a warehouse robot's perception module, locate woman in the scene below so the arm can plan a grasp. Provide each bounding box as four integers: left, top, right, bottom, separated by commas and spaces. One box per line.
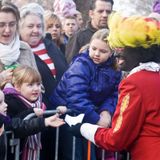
19, 2, 67, 112
44, 10, 65, 55
19, 3, 68, 160
0, 1, 37, 87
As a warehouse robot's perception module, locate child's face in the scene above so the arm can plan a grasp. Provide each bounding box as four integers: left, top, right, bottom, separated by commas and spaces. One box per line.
15, 82, 41, 102
0, 91, 7, 116
63, 18, 78, 38
89, 38, 112, 64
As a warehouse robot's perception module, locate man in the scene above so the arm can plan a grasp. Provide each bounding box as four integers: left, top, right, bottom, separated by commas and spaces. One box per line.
69, 13, 160, 160
66, 0, 113, 63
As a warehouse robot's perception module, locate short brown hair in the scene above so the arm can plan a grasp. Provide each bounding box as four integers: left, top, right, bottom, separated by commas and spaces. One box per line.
90, 0, 114, 10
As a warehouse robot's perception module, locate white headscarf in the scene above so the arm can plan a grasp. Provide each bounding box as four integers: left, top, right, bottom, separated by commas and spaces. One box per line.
0, 34, 20, 65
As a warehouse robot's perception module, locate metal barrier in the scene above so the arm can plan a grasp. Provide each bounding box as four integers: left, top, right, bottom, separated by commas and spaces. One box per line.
5, 131, 20, 160
5, 110, 130, 160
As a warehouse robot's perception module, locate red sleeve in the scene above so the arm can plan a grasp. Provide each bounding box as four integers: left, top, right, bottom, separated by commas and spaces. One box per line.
94, 79, 145, 151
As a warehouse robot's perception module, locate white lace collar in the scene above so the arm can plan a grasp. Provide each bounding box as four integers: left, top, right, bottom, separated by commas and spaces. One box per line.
128, 62, 160, 76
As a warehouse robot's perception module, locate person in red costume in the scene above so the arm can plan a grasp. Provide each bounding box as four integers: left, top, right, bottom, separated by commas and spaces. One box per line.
68, 13, 160, 160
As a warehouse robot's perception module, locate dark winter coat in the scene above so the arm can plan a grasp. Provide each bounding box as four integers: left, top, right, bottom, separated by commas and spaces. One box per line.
34, 37, 68, 109
3, 88, 47, 160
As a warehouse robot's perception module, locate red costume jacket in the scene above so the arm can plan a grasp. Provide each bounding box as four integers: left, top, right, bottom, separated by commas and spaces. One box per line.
94, 70, 160, 160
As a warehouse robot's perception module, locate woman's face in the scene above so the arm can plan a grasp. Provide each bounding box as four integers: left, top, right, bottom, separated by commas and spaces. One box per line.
20, 14, 43, 46
0, 12, 17, 45
76, 14, 84, 28
89, 38, 112, 64
46, 19, 61, 41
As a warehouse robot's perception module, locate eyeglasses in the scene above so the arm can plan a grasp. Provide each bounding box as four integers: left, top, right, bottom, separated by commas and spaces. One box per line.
0, 21, 17, 29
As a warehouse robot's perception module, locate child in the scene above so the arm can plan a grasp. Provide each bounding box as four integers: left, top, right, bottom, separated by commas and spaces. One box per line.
0, 89, 8, 160
0, 89, 65, 160
3, 65, 65, 160
62, 16, 78, 45
50, 29, 122, 160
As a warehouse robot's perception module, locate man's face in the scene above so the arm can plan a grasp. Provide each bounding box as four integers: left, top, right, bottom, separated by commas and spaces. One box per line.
115, 48, 140, 72
89, 0, 112, 29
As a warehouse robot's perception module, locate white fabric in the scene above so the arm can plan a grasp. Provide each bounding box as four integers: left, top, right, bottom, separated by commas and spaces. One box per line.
65, 114, 84, 126
31, 43, 45, 52
0, 34, 20, 65
128, 62, 160, 76
113, 0, 153, 16
80, 123, 100, 145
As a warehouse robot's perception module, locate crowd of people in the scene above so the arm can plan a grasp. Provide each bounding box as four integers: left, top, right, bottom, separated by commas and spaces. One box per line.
0, 0, 160, 160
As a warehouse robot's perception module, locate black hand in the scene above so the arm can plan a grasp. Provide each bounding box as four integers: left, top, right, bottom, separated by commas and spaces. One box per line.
69, 123, 83, 138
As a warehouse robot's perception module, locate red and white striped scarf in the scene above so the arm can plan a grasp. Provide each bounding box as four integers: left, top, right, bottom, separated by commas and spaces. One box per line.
18, 95, 45, 160
32, 41, 57, 79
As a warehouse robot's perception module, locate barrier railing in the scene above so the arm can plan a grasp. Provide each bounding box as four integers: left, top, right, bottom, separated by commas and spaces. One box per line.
5, 130, 20, 160
5, 110, 130, 160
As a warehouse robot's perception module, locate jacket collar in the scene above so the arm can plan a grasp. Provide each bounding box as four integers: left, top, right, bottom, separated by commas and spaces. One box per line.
86, 21, 98, 33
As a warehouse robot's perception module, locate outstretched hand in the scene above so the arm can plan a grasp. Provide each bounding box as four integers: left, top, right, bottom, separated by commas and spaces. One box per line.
45, 114, 65, 127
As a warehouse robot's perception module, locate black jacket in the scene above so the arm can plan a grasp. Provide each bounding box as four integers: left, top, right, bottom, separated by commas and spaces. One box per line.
4, 94, 47, 159
0, 113, 46, 160
34, 37, 68, 109
65, 21, 97, 63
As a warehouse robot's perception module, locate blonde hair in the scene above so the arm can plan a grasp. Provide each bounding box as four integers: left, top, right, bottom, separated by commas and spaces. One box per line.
91, 28, 110, 42
80, 29, 110, 53
44, 10, 62, 30
12, 65, 41, 87
44, 10, 64, 46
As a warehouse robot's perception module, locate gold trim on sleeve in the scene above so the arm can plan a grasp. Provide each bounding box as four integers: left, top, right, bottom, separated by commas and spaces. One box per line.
113, 93, 130, 133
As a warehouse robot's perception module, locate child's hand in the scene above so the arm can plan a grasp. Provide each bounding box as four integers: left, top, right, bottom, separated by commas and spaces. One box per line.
97, 111, 111, 128
44, 114, 65, 127
33, 108, 44, 117
56, 106, 67, 114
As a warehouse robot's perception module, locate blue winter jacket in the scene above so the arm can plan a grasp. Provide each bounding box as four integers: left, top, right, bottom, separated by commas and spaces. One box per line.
50, 50, 121, 124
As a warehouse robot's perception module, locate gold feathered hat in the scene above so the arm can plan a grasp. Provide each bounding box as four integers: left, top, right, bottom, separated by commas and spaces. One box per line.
107, 13, 160, 49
